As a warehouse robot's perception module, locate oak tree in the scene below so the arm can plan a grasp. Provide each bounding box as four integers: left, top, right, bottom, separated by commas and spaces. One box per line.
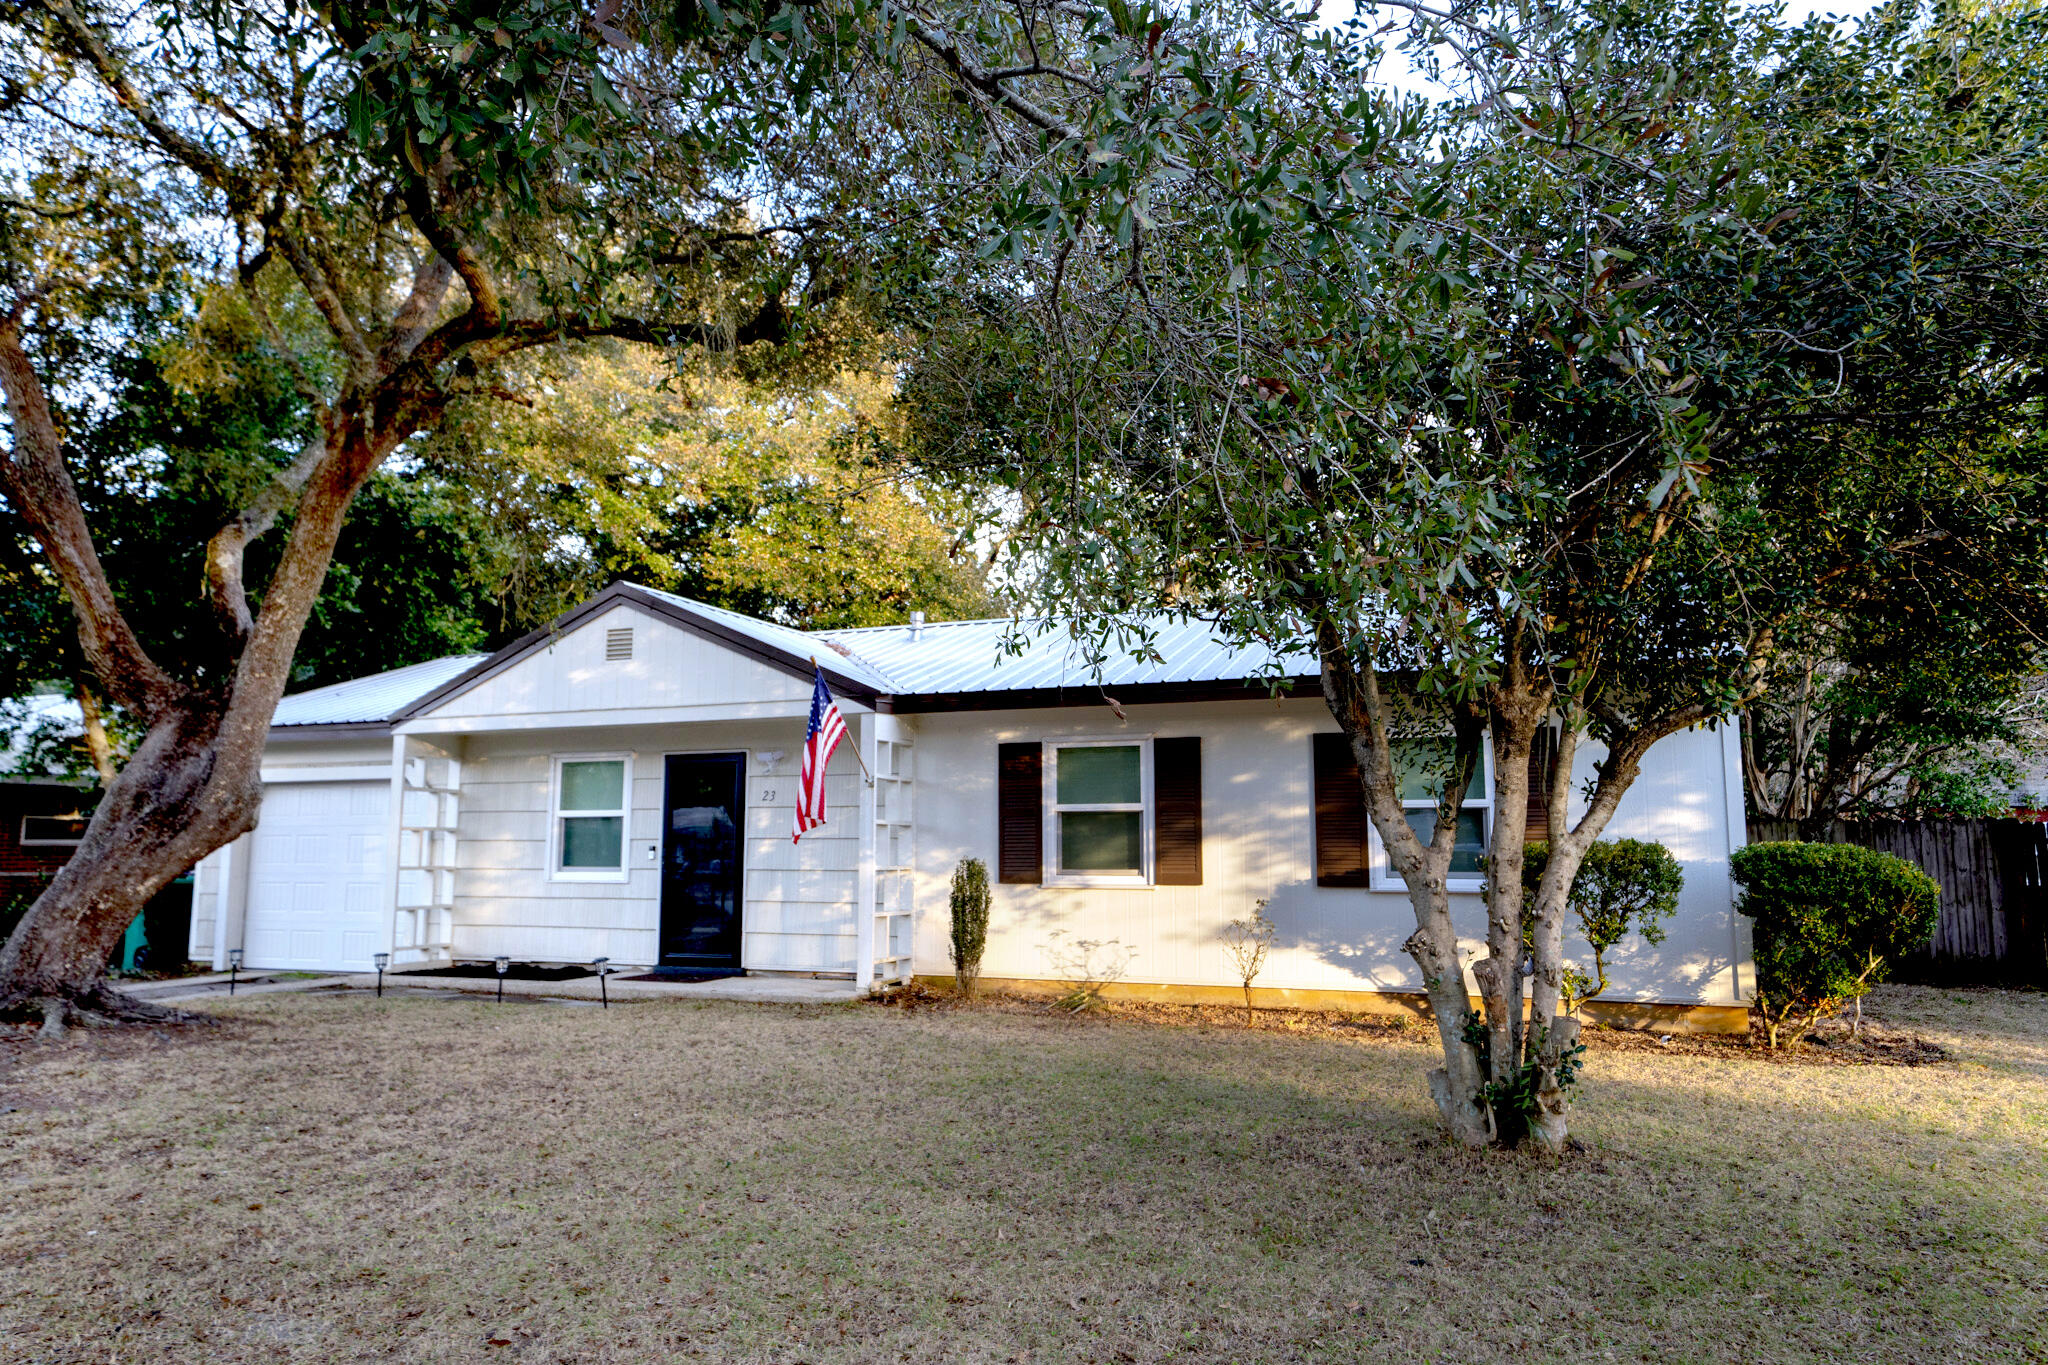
899, 0, 2048, 1145
0, 0, 898, 1022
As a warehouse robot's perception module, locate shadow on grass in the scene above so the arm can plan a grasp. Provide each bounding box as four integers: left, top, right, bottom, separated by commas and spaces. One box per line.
1, 992, 2041, 1364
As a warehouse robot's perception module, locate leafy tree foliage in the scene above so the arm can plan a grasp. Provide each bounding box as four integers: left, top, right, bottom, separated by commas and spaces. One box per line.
3, 325, 987, 781
0, 0, 946, 1020
948, 855, 990, 997
415, 345, 993, 629
1744, 633, 2047, 828
897, 0, 2048, 1145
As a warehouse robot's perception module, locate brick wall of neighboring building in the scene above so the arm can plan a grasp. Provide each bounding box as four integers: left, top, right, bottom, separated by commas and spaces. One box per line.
0, 782, 89, 880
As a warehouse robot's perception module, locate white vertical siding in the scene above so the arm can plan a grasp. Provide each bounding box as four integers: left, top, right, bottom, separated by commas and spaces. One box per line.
906, 699, 1751, 1007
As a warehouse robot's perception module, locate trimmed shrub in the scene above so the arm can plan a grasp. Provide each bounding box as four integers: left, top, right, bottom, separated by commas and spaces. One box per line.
1731, 841, 1941, 1048
1521, 839, 1683, 1013
948, 856, 991, 997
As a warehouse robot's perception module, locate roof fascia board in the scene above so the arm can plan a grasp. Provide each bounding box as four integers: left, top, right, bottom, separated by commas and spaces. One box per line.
621, 588, 886, 706
890, 676, 1322, 713
265, 720, 395, 740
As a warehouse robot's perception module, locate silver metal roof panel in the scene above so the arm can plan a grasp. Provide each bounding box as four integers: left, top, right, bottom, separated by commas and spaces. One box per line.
817, 614, 1318, 697
634, 588, 902, 695
272, 654, 490, 728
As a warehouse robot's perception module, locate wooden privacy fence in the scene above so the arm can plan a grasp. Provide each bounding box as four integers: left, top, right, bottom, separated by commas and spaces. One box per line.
1746, 818, 2048, 985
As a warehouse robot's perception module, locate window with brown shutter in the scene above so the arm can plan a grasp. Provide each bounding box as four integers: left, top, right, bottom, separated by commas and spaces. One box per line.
1154, 737, 1203, 886
997, 742, 1043, 884
1312, 733, 1369, 887
1316, 732, 1495, 889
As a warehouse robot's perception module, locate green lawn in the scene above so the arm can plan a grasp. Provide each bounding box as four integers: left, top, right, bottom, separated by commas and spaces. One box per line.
2, 985, 2043, 1363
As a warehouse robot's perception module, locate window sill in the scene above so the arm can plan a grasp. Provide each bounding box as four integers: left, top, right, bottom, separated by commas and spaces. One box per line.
549, 869, 632, 884
1042, 874, 1153, 890
1373, 876, 1489, 895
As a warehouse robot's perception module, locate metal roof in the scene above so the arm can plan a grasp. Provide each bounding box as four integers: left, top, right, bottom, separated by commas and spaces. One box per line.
816, 614, 1318, 698
277, 587, 1318, 732
634, 587, 901, 695
273, 654, 490, 728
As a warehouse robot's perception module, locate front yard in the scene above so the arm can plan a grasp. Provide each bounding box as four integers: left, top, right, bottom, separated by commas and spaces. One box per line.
2, 986, 2044, 1364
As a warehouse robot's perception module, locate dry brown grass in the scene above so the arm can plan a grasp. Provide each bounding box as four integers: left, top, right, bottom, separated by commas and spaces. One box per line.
1, 983, 2044, 1364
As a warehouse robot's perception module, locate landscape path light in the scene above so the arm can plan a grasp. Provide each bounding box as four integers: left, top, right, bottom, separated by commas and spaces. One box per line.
593, 957, 610, 1009
373, 952, 389, 998
227, 948, 242, 996
495, 955, 510, 1003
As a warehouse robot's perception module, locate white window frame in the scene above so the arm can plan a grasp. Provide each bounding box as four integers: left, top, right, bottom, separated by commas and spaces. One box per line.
1369, 738, 1493, 894
19, 813, 88, 847
1043, 736, 1154, 888
549, 752, 633, 883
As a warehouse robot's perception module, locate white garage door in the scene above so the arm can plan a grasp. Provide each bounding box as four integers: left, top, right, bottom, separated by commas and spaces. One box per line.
242, 780, 389, 972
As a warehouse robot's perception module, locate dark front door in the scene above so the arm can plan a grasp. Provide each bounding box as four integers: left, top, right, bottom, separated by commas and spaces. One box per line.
659, 753, 746, 970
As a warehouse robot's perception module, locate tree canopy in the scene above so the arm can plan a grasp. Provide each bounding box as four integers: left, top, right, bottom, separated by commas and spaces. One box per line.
897, 0, 2048, 1144
414, 344, 993, 630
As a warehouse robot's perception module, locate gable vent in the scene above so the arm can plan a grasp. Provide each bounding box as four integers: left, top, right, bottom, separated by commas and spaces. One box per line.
605, 627, 634, 661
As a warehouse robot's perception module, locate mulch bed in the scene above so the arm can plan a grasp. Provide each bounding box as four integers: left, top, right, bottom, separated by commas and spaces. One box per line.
874, 981, 1951, 1066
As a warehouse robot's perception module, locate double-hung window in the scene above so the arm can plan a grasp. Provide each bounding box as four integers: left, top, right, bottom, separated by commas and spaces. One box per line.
1374, 739, 1492, 893
552, 754, 630, 881
1046, 739, 1152, 886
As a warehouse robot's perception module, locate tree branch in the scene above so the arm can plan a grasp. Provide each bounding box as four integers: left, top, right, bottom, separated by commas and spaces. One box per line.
46, 0, 257, 211
402, 169, 503, 350
0, 301, 180, 717
204, 427, 331, 644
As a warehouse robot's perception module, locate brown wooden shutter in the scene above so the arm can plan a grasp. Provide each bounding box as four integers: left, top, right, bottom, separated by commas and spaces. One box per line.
1526, 728, 1556, 844
997, 742, 1043, 885
1153, 737, 1203, 886
1313, 732, 1369, 887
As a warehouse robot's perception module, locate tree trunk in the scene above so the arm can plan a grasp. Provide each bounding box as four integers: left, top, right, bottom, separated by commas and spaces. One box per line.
1475, 690, 1545, 1142
0, 702, 261, 1023
1317, 620, 1493, 1147
0, 339, 429, 1025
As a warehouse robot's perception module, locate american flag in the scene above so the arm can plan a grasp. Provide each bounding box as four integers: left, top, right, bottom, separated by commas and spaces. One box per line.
792, 666, 848, 843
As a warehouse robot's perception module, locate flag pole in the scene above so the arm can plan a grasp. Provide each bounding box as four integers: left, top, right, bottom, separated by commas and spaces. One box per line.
813, 657, 875, 786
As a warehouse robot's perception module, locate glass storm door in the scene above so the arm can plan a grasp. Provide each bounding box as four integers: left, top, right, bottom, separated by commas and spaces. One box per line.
658, 753, 746, 969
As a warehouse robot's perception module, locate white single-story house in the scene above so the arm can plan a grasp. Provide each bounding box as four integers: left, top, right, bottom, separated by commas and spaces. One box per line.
189, 583, 1754, 1030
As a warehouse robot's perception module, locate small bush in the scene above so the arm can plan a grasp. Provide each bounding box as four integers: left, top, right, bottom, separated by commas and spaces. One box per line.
1521, 839, 1683, 1013
1221, 899, 1275, 1025
1731, 841, 1941, 1048
948, 857, 990, 997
